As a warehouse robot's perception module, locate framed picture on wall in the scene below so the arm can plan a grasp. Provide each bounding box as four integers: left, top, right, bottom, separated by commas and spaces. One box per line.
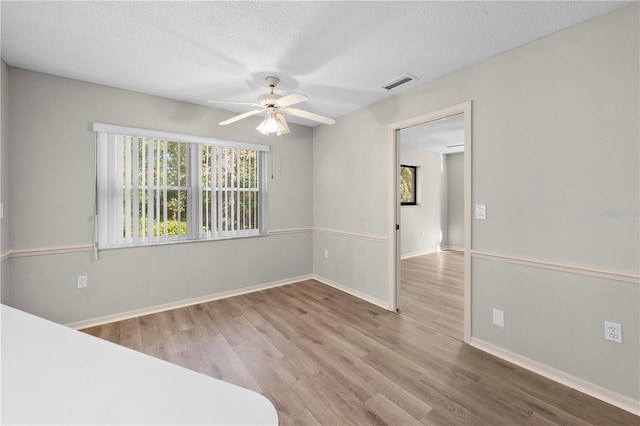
400, 165, 417, 205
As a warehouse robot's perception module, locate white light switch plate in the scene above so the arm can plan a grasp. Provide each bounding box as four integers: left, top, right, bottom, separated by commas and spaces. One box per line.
475, 204, 487, 219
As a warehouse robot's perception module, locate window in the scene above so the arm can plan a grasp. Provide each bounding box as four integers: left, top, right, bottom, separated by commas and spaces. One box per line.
94, 123, 269, 249
400, 165, 417, 205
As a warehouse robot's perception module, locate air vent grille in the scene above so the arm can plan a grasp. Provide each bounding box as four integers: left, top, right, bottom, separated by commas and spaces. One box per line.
382, 73, 419, 91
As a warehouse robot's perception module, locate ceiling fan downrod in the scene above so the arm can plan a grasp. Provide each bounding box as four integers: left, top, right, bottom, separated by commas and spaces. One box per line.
265, 76, 280, 93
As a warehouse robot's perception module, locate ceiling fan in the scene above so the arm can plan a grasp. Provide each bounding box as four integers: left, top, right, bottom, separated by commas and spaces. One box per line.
208, 76, 336, 135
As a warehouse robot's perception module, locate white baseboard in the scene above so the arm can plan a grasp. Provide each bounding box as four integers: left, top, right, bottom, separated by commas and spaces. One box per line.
66, 274, 313, 330
442, 246, 464, 252
67, 273, 390, 329
400, 248, 440, 260
68, 273, 389, 330
470, 337, 640, 416
66, 274, 637, 416
312, 274, 389, 310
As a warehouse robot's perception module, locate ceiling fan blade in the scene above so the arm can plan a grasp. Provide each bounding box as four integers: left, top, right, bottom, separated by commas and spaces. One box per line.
219, 109, 264, 126
284, 107, 336, 125
276, 93, 308, 107
208, 100, 261, 107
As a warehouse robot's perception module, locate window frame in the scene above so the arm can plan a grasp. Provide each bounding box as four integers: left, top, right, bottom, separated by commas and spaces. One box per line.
400, 164, 418, 206
93, 123, 269, 250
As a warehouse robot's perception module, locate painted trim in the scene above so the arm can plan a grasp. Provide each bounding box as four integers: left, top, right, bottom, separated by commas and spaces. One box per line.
10, 245, 94, 258
443, 246, 464, 252
462, 102, 473, 345
471, 250, 639, 284
470, 337, 640, 416
314, 227, 387, 243
269, 227, 312, 235
388, 101, 473, 343
66, 274, 313, 330
387, 124, 400, 312
400, 248, 439, 260
56, 260, 638, 417
4, 227, 384, 260
400, 247, 463, 260
313, 274, 389, 310
67, 273, 389, 330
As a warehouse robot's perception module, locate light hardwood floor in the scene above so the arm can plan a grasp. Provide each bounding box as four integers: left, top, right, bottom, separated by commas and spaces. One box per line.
83, 280, 637, 425
400, 250, 464, 340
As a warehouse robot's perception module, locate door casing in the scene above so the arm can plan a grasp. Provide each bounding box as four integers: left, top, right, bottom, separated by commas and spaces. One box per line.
387, 101, 472, 343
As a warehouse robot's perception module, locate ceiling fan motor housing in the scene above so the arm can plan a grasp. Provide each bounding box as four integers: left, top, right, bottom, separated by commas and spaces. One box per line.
258, 92, 282, 107
259, 76, 282, 106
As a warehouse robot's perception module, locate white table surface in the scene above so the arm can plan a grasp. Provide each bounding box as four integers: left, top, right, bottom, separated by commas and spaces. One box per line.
1, 304, 278, 425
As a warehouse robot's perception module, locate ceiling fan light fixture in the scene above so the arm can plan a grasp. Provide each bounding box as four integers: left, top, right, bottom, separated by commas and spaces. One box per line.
212, 74, 334, 132
257, 111, 290, 136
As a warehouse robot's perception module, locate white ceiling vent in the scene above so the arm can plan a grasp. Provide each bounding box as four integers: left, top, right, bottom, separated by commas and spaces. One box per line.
382, 73, 419, 91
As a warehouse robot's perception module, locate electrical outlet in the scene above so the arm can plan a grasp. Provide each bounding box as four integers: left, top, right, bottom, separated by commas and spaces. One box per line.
77, 275, 88, 289
324, 249, 329, 259
604, 321, 622, 343
492, 308, 504, 327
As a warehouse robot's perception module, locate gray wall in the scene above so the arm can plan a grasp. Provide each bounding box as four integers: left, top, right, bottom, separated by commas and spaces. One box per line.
4, 68, 313, 324
446, 152, 464, 249
313, 4, 638, 401
398, 149, 465, 257
2, 3, 638, 404
399, 146, 445, 257
312, 101, 389, 302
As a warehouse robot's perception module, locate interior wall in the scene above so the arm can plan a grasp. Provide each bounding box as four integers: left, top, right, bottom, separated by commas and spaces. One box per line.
4, 67, 314, 324
445, 152, 464, 250
399, 146, 445, 258
312, 107, 389, 302
313, 3, 638, 402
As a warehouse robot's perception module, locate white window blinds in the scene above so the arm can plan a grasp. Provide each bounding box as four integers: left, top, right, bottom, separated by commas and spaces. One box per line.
94, 123, 269, 249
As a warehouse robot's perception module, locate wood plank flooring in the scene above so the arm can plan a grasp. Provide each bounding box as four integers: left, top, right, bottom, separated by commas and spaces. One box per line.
82, 280, 637, 425
400, 250, 464, 340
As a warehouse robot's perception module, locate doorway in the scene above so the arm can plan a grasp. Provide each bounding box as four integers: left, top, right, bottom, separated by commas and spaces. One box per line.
387, 101, 472, 343
399, 115, 464, 340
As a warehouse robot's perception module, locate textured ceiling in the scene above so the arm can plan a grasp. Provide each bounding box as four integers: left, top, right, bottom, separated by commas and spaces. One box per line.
1, 1, 629, 127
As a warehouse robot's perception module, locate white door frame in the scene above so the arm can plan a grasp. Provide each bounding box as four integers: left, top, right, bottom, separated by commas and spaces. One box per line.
387, 101, 472, 343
